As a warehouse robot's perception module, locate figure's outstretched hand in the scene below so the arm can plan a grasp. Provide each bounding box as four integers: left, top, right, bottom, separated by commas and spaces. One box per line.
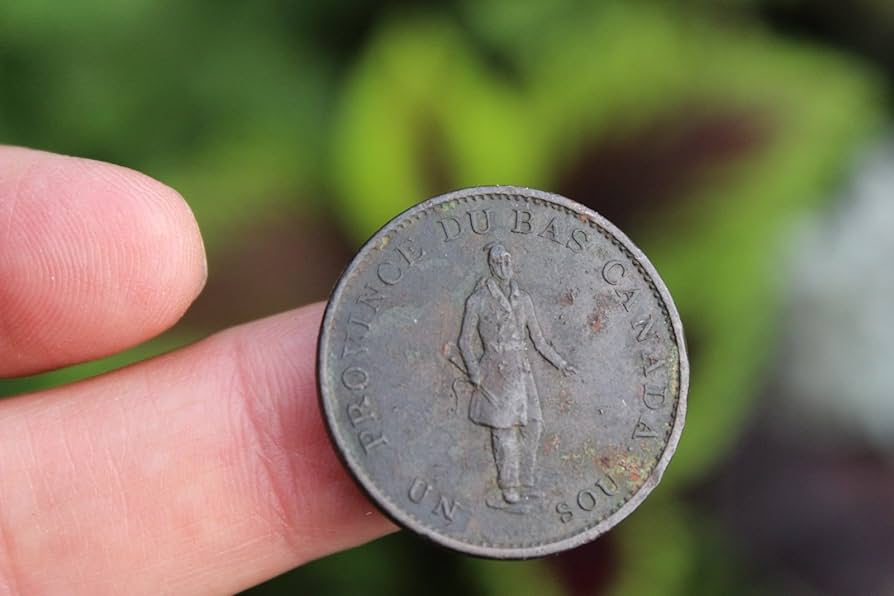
0, 147, 395, 594
561, 363, 578, 377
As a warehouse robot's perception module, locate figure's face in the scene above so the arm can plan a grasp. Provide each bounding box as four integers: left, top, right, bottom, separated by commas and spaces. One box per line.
489, 251, 513, 281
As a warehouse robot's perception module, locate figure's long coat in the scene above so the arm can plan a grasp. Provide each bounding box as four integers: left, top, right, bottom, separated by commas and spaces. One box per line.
458, 278, 565, 429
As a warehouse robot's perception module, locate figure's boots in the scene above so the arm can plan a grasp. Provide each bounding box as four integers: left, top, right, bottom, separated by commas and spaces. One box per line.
502, 487, 520, 504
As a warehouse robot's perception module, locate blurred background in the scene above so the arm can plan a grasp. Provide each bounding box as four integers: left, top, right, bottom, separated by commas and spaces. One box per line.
1, 0, 893, 594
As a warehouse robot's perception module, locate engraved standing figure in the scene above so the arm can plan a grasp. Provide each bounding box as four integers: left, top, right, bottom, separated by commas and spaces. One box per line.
458, 243, 576, 507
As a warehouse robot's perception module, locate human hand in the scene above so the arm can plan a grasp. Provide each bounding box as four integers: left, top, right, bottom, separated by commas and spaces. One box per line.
561, 363, 577, 377
468, 369, 483, 386
0, 147, 395, 594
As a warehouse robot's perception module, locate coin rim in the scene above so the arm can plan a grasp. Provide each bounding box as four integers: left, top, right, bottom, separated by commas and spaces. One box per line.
317, 186, 689, 559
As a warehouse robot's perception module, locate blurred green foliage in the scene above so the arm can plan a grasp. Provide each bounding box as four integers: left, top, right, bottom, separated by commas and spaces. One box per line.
0, 0, 888, 594
0, 0, 334, 251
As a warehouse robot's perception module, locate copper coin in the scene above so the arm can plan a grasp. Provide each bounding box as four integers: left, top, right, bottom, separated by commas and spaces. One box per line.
318, 186, 688, 558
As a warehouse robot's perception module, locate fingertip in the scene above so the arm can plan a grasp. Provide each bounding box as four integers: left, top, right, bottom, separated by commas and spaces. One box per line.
0, 146, 207, 376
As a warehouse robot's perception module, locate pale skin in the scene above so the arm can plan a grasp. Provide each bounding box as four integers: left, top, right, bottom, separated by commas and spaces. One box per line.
0, 146, 395, 595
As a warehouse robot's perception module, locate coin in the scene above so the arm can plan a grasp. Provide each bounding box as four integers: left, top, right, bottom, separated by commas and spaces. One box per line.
318, 187, 687, 559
